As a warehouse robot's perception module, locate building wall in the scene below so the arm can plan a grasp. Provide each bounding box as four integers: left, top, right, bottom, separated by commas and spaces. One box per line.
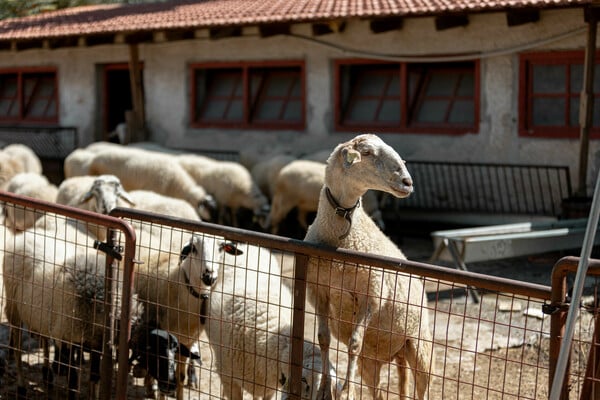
0, 7, 596, 192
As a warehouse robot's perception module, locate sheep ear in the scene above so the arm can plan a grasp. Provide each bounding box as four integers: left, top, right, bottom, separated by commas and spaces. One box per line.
118, 189, 136, 206
341, 147, 361, 167
79, 190, 94, 204
220, 241, 243, 256
180, 242, 193, 262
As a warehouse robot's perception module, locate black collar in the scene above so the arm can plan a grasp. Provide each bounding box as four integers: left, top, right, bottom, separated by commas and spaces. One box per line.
183, 269, 209, 324
325, 187, 360, 240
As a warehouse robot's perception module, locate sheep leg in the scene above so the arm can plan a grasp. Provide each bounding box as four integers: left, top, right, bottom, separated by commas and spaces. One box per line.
219, 373, 244, 400
339, 298, 373, 400
41, 338, 54, 392
315, 290, 333, 400
358, 357, 383, 400
394, 353, 410, 399
10, 326, 27, 399
175, 354, 186, 400
403, 339, 432, 400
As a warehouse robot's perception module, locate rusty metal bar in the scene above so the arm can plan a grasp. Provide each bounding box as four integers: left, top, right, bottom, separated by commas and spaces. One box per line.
550, 256, 600, 400
289, 254, 308, 400
0, 191, 137, 399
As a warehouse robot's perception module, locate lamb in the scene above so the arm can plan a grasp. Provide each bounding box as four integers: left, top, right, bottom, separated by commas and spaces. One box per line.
132, 233, 224, 399
87, 147, 216, 221
2, 144, 43, 174
304, 134, 433, 400
177, 154, 270, 227
3, 172, 58, 232
206, 241, 329, 399
2, 215, 143, 399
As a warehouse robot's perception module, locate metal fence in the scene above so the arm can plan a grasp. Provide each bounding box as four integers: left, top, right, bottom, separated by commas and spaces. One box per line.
0, 192, 596, 399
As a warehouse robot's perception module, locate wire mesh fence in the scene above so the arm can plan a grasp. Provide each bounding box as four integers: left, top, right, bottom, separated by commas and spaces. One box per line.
0, 192, 597, 399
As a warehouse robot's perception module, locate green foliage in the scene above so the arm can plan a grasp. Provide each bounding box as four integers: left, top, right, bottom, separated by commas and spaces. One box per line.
0, 0, 165, 19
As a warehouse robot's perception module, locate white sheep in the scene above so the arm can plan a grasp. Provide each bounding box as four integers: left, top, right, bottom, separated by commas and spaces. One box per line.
0, 151, 25, 189
127, 189, 201, 221
55, 175, 135, 241
177, 154, 270, 227
133, 233, 223, 400
2, 215, 142, 399
3, 172, 58, 232
87, 147, 216, 221
2, 143, 43, 174
250, 153, 296, 199
63, 148, 95, 178
265, 159, 325, 234
304, 134, 433, 400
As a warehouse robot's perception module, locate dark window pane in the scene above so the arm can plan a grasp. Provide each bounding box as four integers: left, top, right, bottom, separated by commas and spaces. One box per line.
255, 99, 281, 120
195, 69, 244, 122
379, 100, 401, 122
570, 97, 579, 126
283, 100, 302, 121
252, 68, 302, 123
416, 100, 449, 123
457, 74, 474, 96
348, 99, 378, 121
533, 65, 566, 93
533, 98, 565, 125
425, 73, 458, 96
357, 73, 390, 96
448, 100, 474, 124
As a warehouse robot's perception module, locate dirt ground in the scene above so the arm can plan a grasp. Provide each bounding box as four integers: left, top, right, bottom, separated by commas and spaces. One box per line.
0, 235, 595, 399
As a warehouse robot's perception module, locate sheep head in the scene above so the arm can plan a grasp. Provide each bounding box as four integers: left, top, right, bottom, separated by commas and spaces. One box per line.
80, 174, 135, 214
329, 134, 413, 200
179, 235, 223, 297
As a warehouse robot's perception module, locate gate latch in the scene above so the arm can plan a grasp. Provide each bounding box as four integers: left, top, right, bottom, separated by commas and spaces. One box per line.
94, 240, 123, 261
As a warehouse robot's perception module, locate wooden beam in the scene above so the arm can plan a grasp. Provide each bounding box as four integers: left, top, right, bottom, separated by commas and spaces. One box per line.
369, 17, 403, 34
506, 9, 540, 26
128, 43, 146, 142
209, 26, 242, 40
435, 14, 469, 31
259, 24, 291, 38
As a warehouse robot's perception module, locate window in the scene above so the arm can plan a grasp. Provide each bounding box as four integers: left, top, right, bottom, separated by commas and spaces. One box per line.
191, 62, 304, 129
0, 68, 58, 123
335, 60, 479, 134
520, 51, 600, 138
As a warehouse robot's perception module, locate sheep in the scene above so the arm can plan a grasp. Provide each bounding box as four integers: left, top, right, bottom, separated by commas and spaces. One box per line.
55, 175, 135, 241
250, 153, 296, 199
177, 154, 270, 227
63, 148, 95, 178
2, 144, 43, 174
2, 216, 143, 399
3, 172, 58, 232
205, 240, 291, 399
264, 159, 325, 235
127, 189, 201, 222
0, 151, 25, 189
132, 233, 224, 399
86, 147, 216, 221
304, 134, 433, 400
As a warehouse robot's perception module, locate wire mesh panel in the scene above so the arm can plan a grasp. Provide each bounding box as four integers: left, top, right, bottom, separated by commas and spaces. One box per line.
0, 192, 136, 400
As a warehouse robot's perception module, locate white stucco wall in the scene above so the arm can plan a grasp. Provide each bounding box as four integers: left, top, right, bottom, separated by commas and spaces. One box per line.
0, 7, 596, 192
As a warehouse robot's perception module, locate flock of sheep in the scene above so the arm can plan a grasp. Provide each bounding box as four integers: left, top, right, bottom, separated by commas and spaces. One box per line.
0, 134, 433, 400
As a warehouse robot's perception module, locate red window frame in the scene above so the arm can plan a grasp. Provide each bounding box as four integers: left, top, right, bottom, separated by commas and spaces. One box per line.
519, 51, 600, 138
0, 67, 58, 124
190, 61, 305, 130
334, 59, 480, 135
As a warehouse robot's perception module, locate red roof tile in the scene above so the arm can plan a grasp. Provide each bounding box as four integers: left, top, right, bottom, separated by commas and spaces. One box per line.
0, 0, 591, 41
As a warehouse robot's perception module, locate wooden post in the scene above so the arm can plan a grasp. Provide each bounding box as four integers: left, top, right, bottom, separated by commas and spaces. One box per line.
577, 8, 598, 197
128, 43, 146, 142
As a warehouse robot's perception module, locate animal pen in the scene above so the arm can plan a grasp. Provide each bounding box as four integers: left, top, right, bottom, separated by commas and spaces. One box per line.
0, 191, 598, 399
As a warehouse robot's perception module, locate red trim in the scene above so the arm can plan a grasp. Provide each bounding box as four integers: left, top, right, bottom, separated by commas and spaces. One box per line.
333, 59, 479, 135
519, 50, 600, 139
190, 60, 306, 131
0, 67, 59, 125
